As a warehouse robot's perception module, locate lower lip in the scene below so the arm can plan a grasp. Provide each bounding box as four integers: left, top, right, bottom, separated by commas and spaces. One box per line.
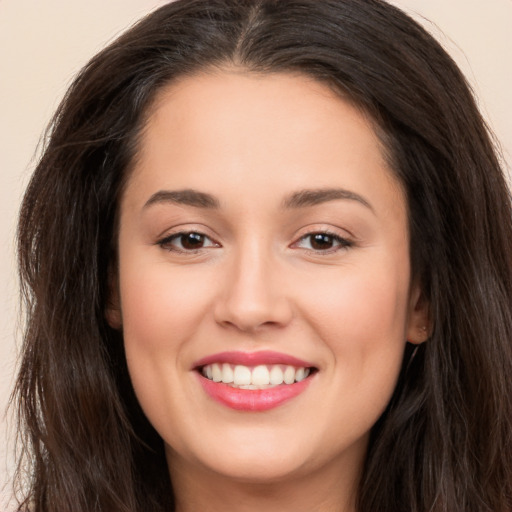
197, 374, 313, 411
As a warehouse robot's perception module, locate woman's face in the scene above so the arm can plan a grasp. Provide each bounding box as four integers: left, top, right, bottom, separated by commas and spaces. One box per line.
110, 71, 428, 486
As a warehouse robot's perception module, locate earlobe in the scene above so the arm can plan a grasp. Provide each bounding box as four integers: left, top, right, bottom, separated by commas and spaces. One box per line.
105, 301, 122, 330
406, 284, 431, 344
105, 267, 122, 330
407, 324, 429, 345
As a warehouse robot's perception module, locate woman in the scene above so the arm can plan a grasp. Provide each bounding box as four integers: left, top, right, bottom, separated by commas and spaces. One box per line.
13, 0, 512, 511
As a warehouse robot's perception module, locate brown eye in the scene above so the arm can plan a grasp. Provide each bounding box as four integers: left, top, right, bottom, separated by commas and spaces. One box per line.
294, 232, 352, 253
180, 232, 206, 249
158, 231, 218, 252
309, 233, 337, 250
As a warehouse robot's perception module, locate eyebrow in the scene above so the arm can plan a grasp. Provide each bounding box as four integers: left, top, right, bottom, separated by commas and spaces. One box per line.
143, 187, 373, 212
144, 189, 220, 209
282, 188, 373, 211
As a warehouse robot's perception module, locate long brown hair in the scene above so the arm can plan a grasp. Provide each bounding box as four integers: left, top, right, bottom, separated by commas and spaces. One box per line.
14, 1, 512, 511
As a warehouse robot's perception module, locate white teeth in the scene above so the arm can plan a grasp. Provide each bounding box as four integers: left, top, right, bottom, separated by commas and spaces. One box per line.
252, 365, 270, 386
233, 365, 252, 385
269, 366, 284, 385
201, 363, 312, 387
295, 368, 310, 382
212, 363, 222, 382
221, 363, 234, 384
283, 365, 295, 384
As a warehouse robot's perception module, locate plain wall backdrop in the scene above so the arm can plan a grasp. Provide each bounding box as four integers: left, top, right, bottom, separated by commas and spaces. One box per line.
1, 1, 511, 509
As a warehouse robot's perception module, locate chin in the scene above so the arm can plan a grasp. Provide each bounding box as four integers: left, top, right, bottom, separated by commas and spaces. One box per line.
200, 454, 308, 484
165, 429, 319, 484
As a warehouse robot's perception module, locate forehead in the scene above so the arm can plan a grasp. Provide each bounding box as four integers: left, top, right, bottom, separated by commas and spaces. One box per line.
125, 69, 404, 218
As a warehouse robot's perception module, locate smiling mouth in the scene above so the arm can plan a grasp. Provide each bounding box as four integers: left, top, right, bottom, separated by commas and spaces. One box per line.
194, 351, 317, 411
200, 363, 313, 389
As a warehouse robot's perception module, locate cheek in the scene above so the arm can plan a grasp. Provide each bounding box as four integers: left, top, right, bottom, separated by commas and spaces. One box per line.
303, 259, 411, 342
118, 259, 216, 407
120, 261, 214, 352
117, 260, 221, 442
299, 259, 410, 418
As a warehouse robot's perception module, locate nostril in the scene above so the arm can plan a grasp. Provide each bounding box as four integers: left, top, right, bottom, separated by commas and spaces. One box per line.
214, 298, 294, 332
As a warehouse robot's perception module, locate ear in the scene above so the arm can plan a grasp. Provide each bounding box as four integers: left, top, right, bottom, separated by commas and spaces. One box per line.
406, 282, 430, 344
105, 267, 122, 330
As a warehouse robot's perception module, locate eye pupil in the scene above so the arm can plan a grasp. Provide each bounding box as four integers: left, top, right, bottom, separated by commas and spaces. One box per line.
181, 233, 205, 249
310, 233, 334, 250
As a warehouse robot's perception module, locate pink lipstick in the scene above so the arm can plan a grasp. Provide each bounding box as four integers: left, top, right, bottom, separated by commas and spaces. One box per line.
194, 350, 313, 368
193, 351, 316, 411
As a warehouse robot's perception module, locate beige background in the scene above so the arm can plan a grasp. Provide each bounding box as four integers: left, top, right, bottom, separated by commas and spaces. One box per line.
1, 1, 511, 509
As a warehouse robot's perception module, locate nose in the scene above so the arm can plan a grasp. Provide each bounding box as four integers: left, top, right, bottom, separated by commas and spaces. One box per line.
213, 243, 293, 332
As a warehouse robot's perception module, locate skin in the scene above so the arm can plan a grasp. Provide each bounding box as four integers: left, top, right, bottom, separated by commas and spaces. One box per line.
108, 70, 429, 512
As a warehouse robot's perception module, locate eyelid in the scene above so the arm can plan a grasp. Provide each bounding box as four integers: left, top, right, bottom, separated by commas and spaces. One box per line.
156, 229, 221, 253
155, 224, 354, 255
290, 227, 354, 255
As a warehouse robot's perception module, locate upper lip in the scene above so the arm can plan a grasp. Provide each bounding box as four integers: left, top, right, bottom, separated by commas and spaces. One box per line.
193, 350, 315, 369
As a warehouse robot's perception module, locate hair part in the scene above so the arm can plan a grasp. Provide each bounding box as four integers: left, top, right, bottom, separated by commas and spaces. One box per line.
14, 1, 512, 511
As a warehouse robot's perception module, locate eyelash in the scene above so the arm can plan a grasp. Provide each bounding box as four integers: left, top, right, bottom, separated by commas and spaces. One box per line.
157, 231, 219, 253
293, 231, 353, 254
156, 230, 353, 255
